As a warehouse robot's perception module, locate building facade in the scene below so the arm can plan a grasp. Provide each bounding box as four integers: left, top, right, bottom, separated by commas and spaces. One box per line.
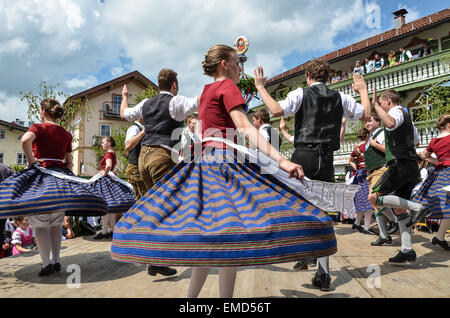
0, 119, 28, 168
66, 71, 157, 176
257, 8, 450, 176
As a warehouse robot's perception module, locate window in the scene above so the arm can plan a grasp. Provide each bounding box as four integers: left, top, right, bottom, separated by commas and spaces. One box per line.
0, 153, 4, 164
17, 153, 27, 165
441, 35, 450, 51
100, 124, 111, 137
0, 129, 5, 140
112, 95, 122, 114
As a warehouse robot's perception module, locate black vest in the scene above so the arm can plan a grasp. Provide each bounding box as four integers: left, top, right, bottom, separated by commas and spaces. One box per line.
127, 123, 142, 165
384, 108, 419, 163
364, 129, 385, 172
264, 126, 282, 151
294, 84, 343, 151
141, 93, 183, 148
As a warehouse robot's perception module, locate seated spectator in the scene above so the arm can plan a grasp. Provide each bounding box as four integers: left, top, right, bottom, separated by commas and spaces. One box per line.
353, 61, 364, 75
331, 72, 341, 83
399, 47, 413, 63
342, 71, 349, 80
374, 54, 384, 71
418, 42, 433, 58
364, 57, 375, 73
62, 216, 75, 240
11, 216, 38, 255
388, 50, 397, 67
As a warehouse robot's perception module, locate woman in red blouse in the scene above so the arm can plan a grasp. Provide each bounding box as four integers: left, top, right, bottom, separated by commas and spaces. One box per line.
111, 45, 337, 298
346, 128, 376, 234
0, 99, 107, 276
93, 136, 135, 240
413, 114, 450, 250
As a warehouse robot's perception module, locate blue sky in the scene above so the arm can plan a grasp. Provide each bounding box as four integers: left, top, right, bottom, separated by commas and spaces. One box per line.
0, 0, 447, 123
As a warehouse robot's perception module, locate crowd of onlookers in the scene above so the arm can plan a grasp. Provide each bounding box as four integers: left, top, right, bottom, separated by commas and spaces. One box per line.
329, 42, 434, 84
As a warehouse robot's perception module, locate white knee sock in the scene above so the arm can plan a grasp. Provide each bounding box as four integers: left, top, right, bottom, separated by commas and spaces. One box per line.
50, 226, 62, 264
219, 267, 237, 298
375, 213, 388, 239
317, 256, 329, 275
397, 213, 412, 252
364, 210, 373, 231
34, 227, 52, 267
436, 219, 450, 241
187, 267, 209, 298
355, 212, 363, 226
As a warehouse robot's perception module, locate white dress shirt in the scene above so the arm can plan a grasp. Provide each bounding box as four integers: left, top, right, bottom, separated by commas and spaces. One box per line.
123, 91, 198, 123
279, 82, 365, 120
125, 121, 144, 143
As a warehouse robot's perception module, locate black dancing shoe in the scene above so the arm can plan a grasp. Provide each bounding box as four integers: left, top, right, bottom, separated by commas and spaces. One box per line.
105, 232, 113, 239
39, 264, 56, 276
371, 235, 392, 246
53, 263, 61, 272
148, 265, 177, 276
93, 232, 106, 240
311, 272, 331, 291
362, 228, 378, 235
431, 237, 450, 251
387, 222, 399, 235
293, 260, 308, 270
406, 207, 431, 227
307, 259, 317, 267
352, 224, 363, 232
388, 250, 416, 263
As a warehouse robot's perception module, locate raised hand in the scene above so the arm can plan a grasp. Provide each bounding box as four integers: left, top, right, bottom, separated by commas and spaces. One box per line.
254, 66, 267, 89
352, 73, 367, 93
122, 84, 128, 98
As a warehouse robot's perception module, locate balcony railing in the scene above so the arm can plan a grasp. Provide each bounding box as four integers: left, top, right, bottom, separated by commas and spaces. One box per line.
328, 49, 450, 98
334, 126, 441, 157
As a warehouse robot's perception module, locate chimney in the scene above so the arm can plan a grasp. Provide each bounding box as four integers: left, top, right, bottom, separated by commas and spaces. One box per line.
393, 9, 408, 29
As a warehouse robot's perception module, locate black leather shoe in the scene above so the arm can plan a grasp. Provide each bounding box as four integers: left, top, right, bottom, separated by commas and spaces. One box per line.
371, 235, 392, 246
352, 223, 363, 232
311, 272, 331, 291
39, 264, 56, 276
431, 237, 450, 251
148, 265, 177, 276
93, 232, 106, 240
53, 263, 61, 272
389, 250, 416, 263
362, 228, 378, 235
406, 207, 431, 227
387, 222, 399, 235
105, 232, 113, 239
293, 260, 308, 270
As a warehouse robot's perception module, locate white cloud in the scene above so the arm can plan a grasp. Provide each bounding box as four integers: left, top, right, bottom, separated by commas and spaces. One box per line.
0, 0, 383, 122
65, 75, 98, 89
398, 3, 421, 23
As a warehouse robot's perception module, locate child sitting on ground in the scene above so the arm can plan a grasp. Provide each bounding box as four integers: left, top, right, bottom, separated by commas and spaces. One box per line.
12, 216, 38, 255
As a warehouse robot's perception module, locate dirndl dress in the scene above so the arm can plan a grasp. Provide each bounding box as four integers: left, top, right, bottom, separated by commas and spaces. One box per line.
111, 144, 338, 268
89, 172, 136, 214
0, 164, 107, 224
412, 166, 450, 219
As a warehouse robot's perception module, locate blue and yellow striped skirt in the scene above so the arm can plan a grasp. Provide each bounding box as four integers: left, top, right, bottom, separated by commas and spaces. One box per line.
111, 150, 337, 267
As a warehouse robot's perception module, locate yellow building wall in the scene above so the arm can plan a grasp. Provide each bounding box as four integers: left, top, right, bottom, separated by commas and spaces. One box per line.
0, 124, 27, 168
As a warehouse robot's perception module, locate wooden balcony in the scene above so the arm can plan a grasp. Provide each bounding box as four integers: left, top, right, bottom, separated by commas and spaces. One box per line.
328, 49, 450, 98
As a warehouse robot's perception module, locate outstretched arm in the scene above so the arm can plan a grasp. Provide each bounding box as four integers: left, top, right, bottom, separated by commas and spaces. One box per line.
254, 67, 284, 117
229, 106, 303, 180
352, 73, 371, 122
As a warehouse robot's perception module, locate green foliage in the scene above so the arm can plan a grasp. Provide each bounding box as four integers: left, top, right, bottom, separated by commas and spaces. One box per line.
135, 85, 159, 104
10, 164, 26, 172
237, 76, 257, 96
414, 82, 450, 126
19, 81, 85, 131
